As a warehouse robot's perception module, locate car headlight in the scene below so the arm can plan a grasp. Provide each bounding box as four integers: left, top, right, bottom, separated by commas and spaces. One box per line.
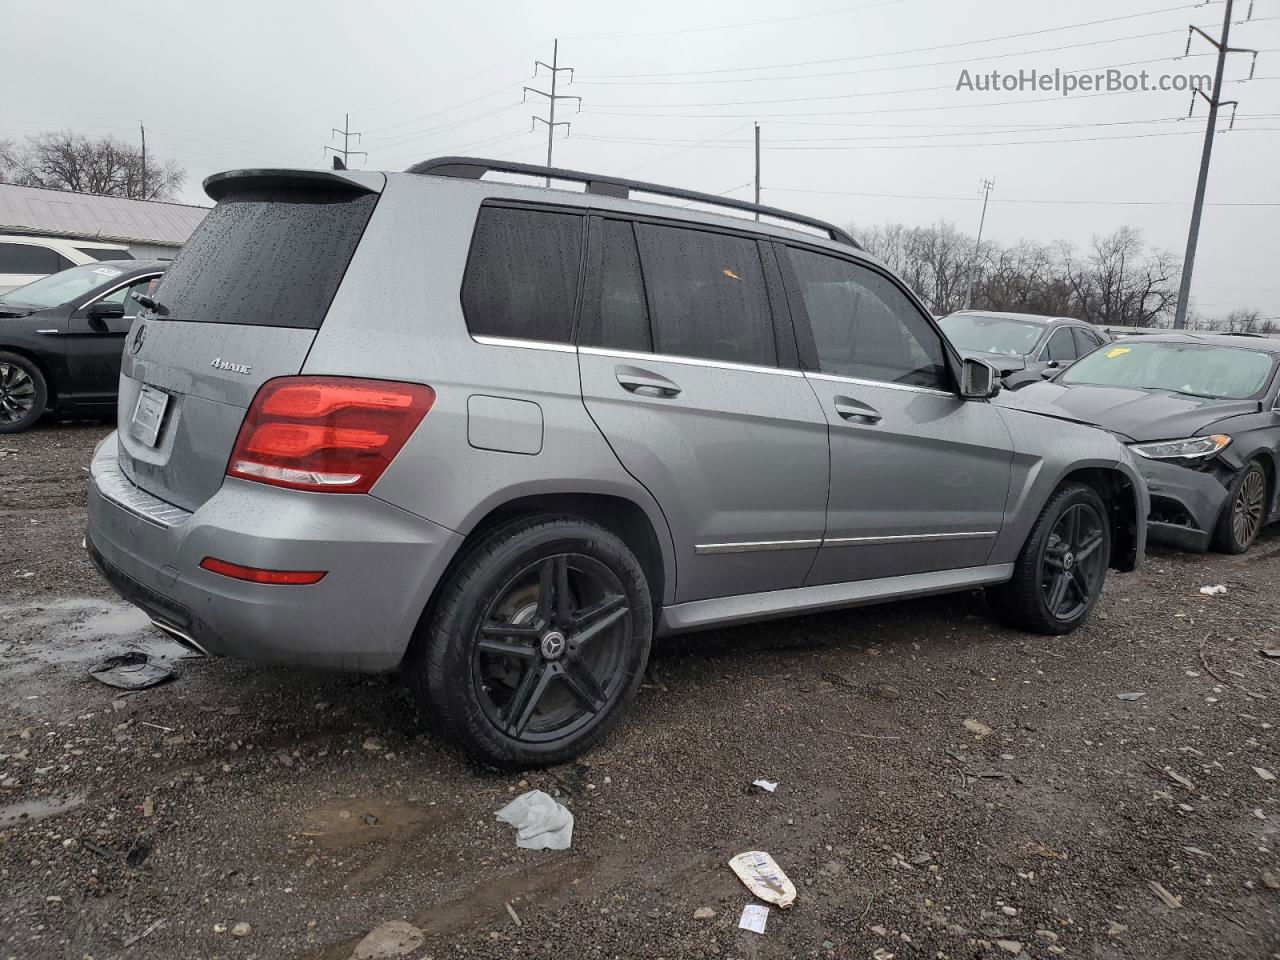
1129, 434, 1231, 461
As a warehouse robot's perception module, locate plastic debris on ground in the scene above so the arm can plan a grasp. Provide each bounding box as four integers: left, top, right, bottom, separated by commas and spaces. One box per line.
738, 903, 769, 934
494, 789, 574, 850
750, 779, 778, 793
1199, 584, 1228, 596
88, 652, 176, 690
729, 850, 796, 908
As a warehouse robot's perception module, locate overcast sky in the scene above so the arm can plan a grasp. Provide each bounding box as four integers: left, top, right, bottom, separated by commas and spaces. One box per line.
6, 0, 1278, 318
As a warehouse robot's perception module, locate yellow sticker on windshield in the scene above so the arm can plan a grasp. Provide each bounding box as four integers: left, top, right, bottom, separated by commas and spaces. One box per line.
1105, 347, 1131, 359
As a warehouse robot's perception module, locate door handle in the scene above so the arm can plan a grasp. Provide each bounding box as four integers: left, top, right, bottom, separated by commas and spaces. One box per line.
833, 395, 882, 423
616, 365, 681, 398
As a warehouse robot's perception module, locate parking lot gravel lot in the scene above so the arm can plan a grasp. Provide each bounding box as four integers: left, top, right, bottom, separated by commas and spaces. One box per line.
1, 420, 1278, 960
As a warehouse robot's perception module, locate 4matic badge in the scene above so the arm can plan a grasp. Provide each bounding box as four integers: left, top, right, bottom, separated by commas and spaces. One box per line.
210, 357, 253, 375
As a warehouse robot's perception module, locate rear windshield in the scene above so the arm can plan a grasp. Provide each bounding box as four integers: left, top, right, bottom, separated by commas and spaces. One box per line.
939, 313, 1044, 356
1061, 341, 1276, 399
154, 186, 377, 329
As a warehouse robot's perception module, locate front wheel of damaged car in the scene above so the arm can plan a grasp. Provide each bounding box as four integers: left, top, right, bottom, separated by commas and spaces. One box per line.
990, 483, 1112, 636
408, 515, 653, 769
1212, 460, 1269, 555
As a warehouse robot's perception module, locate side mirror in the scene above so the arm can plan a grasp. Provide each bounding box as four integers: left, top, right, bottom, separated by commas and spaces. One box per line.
960, 357, 1001, 399
86, 300, 125, 320
1045, 359, 1061, 369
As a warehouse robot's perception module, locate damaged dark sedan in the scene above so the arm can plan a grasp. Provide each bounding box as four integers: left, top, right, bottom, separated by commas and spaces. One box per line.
1000, 333, 1280, 554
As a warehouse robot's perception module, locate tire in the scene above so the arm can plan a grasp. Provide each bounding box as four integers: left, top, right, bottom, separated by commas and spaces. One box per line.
1211, 460, 1269, 554
989, 483, 1111, 635
407, 514, 653, 769
0, 351, 47, 434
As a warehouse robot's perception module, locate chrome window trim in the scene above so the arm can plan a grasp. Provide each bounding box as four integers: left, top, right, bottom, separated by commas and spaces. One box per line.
822, 530, 998, 547
471, 334, 577, 354
695, 538, 822, 555
579, 345, 804, 378
82, 272, 163, 321
804, 371, 955, 399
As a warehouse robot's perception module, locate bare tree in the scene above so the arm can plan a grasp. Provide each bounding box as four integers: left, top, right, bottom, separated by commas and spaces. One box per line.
0, 130, 185, 201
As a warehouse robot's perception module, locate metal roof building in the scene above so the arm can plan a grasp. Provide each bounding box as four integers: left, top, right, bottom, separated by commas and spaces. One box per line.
0, 183, 208, 259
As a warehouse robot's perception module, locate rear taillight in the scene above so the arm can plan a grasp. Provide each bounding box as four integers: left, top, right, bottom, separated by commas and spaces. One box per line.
227, 377, 434, 494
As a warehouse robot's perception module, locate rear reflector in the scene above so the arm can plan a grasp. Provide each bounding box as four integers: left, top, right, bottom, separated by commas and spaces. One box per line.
227, 376, 434, 494
200, 556, 327, 585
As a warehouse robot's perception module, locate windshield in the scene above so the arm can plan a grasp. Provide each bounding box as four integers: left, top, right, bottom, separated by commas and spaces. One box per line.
939, 313, 1044, 356
0, 264, 130, 308
1061, 341, 1276, 399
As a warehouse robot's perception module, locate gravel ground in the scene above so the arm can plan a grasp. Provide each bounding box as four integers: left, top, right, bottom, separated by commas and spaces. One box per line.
1, 421, 1278, 960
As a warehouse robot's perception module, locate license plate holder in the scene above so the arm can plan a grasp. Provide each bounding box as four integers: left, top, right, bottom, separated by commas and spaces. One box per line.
130, 385, 170, 448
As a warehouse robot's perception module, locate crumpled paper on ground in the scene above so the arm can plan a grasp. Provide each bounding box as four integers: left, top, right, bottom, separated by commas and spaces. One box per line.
494, 790, 574, 850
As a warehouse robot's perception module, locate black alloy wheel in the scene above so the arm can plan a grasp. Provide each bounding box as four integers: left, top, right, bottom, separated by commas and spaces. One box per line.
473, 553, 631, 743
410, 515, 652, 768
1039, 501, 1107, 622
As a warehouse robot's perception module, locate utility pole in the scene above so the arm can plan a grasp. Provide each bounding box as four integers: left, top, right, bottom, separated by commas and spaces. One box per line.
754, 123, 761, 219
139, 124, 146, 200
325, 114, 367, 170
525, 39, 580, 184
1173, 0, 1257, 328
964, 178, 995, 310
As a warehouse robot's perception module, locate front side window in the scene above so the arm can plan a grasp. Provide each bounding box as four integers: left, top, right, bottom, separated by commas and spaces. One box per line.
1043, 328, 1077, 363
1061, 341, 1276, 400
785, 247, 948, 389
462, 206, 584, 343
634, 223, 776, 367
579, 218, 651, 352
98, 277, 159, 314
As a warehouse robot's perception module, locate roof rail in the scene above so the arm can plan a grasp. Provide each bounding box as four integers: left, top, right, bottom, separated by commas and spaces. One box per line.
405, 156, 861, 250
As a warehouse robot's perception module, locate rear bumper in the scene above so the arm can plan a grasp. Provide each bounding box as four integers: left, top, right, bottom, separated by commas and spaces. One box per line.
1138, 457, 1229, 553
86, 432, 464, 671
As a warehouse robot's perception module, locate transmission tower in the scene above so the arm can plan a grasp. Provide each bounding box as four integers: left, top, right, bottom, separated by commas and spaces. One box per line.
326, 114, 367, 170
1172, 0, 1259, 328
524, 39, 580, 183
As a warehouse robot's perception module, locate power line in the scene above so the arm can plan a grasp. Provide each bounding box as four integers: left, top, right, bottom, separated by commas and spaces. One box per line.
581, 2, 1201, 78
579, 125, 1280, 153
359, 41, 548, 115
564, 0, 905, 42
574, 26, 1209, 87
768, 186, 1280, 207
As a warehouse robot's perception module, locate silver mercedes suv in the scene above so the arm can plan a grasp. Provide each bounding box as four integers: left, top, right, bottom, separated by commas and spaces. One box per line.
86, 158, 1147, 767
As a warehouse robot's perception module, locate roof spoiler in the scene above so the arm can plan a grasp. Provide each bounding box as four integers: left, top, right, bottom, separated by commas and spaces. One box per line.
203, 169, 384, 202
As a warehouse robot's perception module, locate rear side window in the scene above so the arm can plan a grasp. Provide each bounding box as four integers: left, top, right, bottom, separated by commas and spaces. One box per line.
76, 247, 135, 262
579, 218, 652, 352
635, 223, 776, 366
0, 242, 66, 275
784, 247, 948, 389
1044, 327, 1077, 362
1072, 326, 1101, 356
462, 206, 584, 343
155, 186, 377, 328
